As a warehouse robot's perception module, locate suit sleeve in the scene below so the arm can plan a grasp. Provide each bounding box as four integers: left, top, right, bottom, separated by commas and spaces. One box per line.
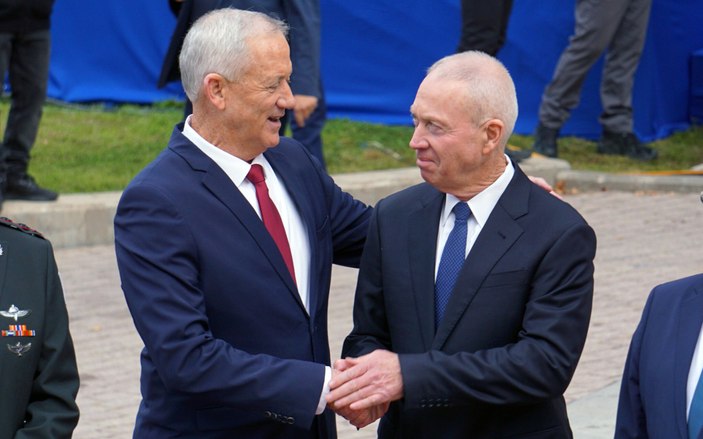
283, 0, 321, 97
114, 183, 325, 427
320, 164, 372, 268
17, 241, 79, 439
342, 206, 392, 356
614, 288, 654, 438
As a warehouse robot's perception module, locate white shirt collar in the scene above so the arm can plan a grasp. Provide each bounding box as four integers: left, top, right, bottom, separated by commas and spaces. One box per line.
182, 115, 272, 187
440, 155, 515, 228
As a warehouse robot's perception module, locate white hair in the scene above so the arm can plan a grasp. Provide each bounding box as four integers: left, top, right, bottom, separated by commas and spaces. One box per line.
427, 51, 518, 145
179, 8, 289, 102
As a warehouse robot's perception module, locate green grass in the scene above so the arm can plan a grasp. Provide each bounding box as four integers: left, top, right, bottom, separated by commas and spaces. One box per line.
13, 100, 703, 193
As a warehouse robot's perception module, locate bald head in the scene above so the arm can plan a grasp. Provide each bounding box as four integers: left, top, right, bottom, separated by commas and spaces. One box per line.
425, 51, 518, 147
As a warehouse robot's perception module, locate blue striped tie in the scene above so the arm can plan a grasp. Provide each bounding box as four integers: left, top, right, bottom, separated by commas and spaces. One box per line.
435, 202, 471, 329
690, 373, 703, 438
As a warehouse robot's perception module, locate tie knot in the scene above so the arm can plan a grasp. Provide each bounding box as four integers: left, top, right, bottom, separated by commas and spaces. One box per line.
247, 164, 265, 184
452, 202, 471, 222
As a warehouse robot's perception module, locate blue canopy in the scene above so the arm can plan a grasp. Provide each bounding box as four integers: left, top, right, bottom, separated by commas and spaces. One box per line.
48, 0, 703, 141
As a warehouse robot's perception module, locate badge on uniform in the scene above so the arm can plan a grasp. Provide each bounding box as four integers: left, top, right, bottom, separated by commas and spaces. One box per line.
0, 304, 31, 321
7, 341, 31, 356
1, 305, 36, 355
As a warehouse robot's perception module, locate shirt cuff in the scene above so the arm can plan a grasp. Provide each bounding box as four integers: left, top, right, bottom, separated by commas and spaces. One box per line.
316, 366, 331, 415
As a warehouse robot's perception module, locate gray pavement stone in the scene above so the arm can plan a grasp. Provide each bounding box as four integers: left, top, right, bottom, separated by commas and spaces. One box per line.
53, 189, 703, 438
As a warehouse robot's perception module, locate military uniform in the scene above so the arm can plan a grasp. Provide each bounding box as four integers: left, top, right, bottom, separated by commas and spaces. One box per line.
0, 217, 79, 438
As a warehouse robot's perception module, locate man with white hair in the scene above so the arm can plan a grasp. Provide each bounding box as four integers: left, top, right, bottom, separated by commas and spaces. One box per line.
115, 9, 371, 438
326, 51, 597, 438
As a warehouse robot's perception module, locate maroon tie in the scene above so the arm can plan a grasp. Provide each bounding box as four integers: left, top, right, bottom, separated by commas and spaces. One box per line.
246, 164, 296, 284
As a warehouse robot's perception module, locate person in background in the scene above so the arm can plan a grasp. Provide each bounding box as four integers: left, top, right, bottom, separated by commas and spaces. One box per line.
615, 193, 703, 438
116, 9, 371, 438
0, 0, 59, 209
326, 51, 597, 437
531, 0, 657, 161
456, 0, 513, 63
0, 217, 80, 438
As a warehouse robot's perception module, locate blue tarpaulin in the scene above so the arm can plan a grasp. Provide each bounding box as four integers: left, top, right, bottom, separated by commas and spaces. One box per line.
47, 0, 703, 141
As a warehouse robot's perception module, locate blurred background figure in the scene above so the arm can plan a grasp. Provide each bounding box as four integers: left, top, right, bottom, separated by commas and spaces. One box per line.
456, 0, 513, 57
0, 0, 59, 208
159, 0, 327, 168
531, 0, 657, 162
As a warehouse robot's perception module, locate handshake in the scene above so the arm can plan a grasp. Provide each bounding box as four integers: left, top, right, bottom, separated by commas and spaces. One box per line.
325, 349, 403, 429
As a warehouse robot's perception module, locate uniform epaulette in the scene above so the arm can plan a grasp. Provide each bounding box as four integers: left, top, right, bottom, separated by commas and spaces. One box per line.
0, 217, 45, 239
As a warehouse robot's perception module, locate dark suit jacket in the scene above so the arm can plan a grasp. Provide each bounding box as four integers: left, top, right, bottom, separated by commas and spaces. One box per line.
615, 274, 703, 439
0, 221, 79, 439
343, 165, 596, 438
159, 0, 322, 99
114, 126, 371, 438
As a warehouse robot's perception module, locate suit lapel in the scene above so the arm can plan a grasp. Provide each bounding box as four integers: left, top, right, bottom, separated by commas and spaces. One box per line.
433, 165, 529, 349
408, 187, 444, 350
675, 282, 703, 438
170, 131, 305, 313
265, 147, 319, 314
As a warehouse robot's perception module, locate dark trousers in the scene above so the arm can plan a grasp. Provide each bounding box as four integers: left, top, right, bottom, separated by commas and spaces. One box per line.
0, 30, 50, 177
538, 0, 652, 133
290, 93, 326, 170
457, 0, 514, 56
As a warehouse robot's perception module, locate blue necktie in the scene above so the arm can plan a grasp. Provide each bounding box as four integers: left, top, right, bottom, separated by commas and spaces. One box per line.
435, 202, 471, 328
690, 372, 703, 438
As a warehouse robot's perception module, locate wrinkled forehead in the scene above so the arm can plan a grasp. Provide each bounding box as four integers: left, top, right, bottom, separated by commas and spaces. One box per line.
412, 76, 467, 111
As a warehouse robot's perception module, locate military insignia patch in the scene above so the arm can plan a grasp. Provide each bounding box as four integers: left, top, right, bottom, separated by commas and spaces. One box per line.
7, 342, 31, 356
0, 304, 31, 321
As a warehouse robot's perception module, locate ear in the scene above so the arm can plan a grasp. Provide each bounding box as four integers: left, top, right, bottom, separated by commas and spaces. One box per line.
482, 119, 505, 155
202, 73, 228, 111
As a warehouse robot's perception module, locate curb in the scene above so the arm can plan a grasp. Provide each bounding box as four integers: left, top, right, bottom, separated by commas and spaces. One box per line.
2, 158, 701, 249
557, 169, 703, 194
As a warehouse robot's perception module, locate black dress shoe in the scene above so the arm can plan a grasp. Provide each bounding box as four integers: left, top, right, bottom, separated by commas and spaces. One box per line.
5, 174, 58, 201
597, 131, 658, 161
531, 123, 560, 158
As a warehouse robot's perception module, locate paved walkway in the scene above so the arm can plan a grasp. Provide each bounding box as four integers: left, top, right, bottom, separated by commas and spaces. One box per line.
55, 190, 703, 438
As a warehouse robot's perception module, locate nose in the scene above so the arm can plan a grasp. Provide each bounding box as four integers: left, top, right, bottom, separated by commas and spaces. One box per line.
409, 125, 427, 150
277, 81, 295, 110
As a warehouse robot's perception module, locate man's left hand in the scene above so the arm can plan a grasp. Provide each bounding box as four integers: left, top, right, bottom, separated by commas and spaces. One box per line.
326, 350, 403, 411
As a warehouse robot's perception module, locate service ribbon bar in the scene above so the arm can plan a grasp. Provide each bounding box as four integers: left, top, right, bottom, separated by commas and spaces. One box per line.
1, 324, 36, 337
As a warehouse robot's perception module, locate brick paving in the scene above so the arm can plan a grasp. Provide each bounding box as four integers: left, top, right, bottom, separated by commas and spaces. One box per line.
54, 190, 703, 438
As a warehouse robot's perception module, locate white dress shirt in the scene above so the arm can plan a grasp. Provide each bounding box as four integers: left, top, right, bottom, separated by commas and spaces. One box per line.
434, 156, 515, 278
687, 323, 703, 419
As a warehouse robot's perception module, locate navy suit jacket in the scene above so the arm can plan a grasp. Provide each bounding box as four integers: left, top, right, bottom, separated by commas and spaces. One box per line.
343, 165, 596, 438
615, 274, 703, 439
114, 126, 371, 438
